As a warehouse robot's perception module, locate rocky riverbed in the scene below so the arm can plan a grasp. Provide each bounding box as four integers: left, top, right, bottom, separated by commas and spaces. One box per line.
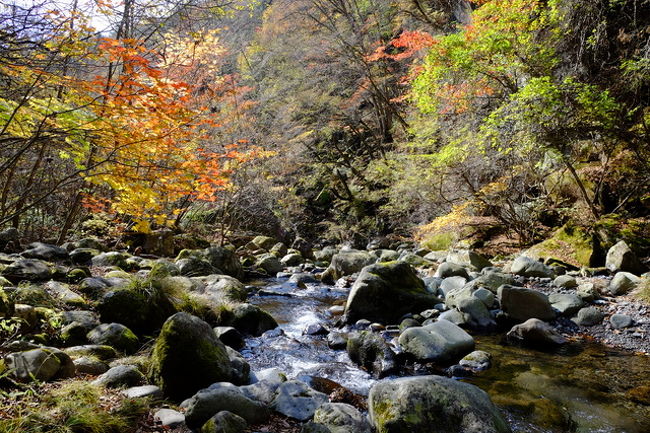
0, 233, 649, 432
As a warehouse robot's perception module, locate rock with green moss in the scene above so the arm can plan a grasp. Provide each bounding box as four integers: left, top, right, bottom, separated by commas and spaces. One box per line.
344, 262, 441, 324
97, 283, 177, 335
64, 344, 117, 360
67, 268, 90, 282
346, 331, 397, 378
14, 285, 57, 307
311, 403, 372, 433
184, 382, 270, 427
255, 254, 283, 275
526, 225, 594, 268
228, 303, 278, 336
92, 365, 145, 388
149, 312, 232, 401
148, 260, 181, 280
398, 319, 475, 364
44, 281, 86, 307
200, 275, 250, 303
252, 236, 276, 250
75, 237, 105, 251
204, 247, 242, 279
201, 411, 248, 433
2, 258, 51, 283
87, 323, 140, 354
368, 375, 511, 433
91, 252, 131, 269
176, 257, 220, 277
6, 347, 75, 382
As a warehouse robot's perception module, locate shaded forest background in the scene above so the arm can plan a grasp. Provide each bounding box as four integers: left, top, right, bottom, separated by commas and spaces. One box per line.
1, 0, 649, 264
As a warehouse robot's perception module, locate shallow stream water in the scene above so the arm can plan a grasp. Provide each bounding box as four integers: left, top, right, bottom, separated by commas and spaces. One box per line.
242, 277, 650, 433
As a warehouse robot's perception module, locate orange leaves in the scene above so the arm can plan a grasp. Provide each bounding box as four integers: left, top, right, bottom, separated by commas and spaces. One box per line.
366, 31, 435, 62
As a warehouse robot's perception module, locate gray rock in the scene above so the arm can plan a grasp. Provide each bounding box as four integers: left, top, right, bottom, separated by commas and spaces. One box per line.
201, 411, 247, 433
446, 250, 492, 271
548, 293, 584, 316
6, 348, 74, 382
459, 350, 492, 371
281, 253, 304, 267
91, 252, 131, 269
511, 256, 554, 278
154, 408, 185, 428
70, 248, 99, 265
22, 242, 68, 261
225, 346, 250, 386
573, 307, 605, 326
398, 320, 475, 364
368, 376, 511, 433
439, 309, 471, 326
2, 258, 51, 282
473, 287, 495, 307
506, 318, 567, 346
203, 247, 243, 279
322, 250, 374, 282
123, 385, 163, 399
473, 272, 516, 292
435, 262, 470, 279
214, 326, 244, 349
610, 313, 633, 329
240, 378, 283, 405
256, 254, 283, 274
149, 312, 232, 401
553, 275, 578, 289
497, 285, 555, 322
311, 403, 372, 433
176, 257, 219, 277
608, 272, 640, 295
92, 365, 145, 388
87, 323, 139, 354
290, 273, 319, 285
606, 240, 644, 274
343, 262, 440, 324
327, 331, 348, 349
439, 276, 467, 297
44, 281, 85, 306
271, 380, 329, 421
457, 297, 495, 329
229, 303, 278, 336
347, 331, 397, 378
184, 383, 270, 428
577, 283, 599, 302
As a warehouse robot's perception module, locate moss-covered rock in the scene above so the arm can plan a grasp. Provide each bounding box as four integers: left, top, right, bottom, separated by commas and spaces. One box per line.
91, 252, 132, 269
226, 303, 278, 336
97, 281, 177, 335
368, 375, 511, 433
343, 262, 441, 324
87, 323, 140, 354
204, 247, 242, 279
14, 285, 57, 307
526, 225, 594, 268
0, 287, 14, 317
2, 258, 52, 283
346, 331, 397, 378
148, 312, 232, 401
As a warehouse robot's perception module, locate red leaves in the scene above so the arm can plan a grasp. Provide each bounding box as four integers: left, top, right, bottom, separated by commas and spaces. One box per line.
366, 31, 435, 62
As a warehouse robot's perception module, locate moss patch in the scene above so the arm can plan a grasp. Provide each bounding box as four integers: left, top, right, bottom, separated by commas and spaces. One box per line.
526, 225, 593, 267
420, 232, 455, 251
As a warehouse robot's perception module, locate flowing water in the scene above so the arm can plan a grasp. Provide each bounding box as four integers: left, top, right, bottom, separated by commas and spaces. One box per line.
242, 277, 650, 433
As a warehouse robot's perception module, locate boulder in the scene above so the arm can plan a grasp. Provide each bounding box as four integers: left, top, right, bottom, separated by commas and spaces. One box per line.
228, 303, 278, 336
553, 275, 577, 289
92, 365, 145, 388
271, 380, 329, 421
314, 246, 337, 263
610, 314, 633, 329
44, 281, 85, 306
446, 250, 492, 271
149, 312, 232, 401
398, 320, 475, 364
608, 272, 640, 296
281, 253, 304, 267
473, 271, 516, 293
177, 257, 219, 277
225, 346, 250, 386
2, 258, 51, 282
506, 319, 567, 347
458, 350, 492, 372
255, 254, 283, 275
548, 293, 584, 316
605, 240, 644, 274
497, 285, 555, 322
439, 276, 467, 298
368, 376, 511, 433
214, 326, 244, 349
322, 250, 374, 282
91, 252, 131, 269
573, 307, 604, 326
252, 236, 276, 250
311, 403, 372, 433
344, 262, 441, 324
22, 242, 68, 261
510, 256, 554, 278
201, 411, 247, 433
434, 262, 470, 279
184, 383, 270, 428
346, 331, 397, 378
73, 356, 110, 375
6, 348, 75, 382
154, 408, 185, 428
86, 323, 139, 354
142, 229, 175, 256
204, 247, 242, 279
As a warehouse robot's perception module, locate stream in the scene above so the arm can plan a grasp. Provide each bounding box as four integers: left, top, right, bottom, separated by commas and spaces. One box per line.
242, 276, 650, 433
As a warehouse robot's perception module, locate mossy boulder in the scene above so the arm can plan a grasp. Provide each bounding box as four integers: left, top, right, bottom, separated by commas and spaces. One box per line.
398, 320, 475, 364
322, 250, 375, 283
177, 257, 220, 277
149, 312, 232, 401
344, 262, 441, 324
255, 254, 283, 275
87, 323, 140, 354
204, 247, 242, 279
526, 225, 594, 268
368, 375, 511, 433
97, 282, 177, 335
226, 303, 278, 336
311, 403, 372, 433
6, 347, 75, 382
91, 252, 131, 269
148, 260, 181, 280
2, 258, 51, 283
14, 286, 57, 307
346, 331, 397, 378
252, 235, 276, 250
